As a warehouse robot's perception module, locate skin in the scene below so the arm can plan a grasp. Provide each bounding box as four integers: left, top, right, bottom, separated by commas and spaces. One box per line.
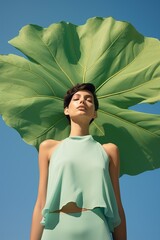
30, 90, 127, 240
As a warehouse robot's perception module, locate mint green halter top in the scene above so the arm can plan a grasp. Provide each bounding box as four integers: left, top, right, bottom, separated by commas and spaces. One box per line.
41, 135, 121, 232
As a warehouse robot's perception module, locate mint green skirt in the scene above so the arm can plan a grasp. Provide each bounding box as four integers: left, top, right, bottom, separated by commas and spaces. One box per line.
41, 208, 112, 240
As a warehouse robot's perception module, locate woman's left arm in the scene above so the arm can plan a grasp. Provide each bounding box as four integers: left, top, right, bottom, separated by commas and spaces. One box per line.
103, 143, 127, 240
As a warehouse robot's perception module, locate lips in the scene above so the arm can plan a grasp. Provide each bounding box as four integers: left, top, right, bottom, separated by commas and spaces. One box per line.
77, 105, 86, 110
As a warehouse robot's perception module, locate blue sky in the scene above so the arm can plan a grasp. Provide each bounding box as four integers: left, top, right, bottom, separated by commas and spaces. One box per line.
0, 0, 160, 239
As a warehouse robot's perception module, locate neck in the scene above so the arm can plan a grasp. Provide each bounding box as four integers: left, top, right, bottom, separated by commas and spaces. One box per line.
69, 120, 90, 136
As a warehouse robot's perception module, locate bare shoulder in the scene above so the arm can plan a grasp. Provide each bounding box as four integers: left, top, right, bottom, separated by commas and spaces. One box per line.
40, 139, 60, 149
102, 143, 119, 164
39, 139, 61, 161
102, 143, 119, 156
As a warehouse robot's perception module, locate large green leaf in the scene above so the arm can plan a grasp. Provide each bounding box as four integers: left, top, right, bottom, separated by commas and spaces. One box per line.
0, 17, 160, 175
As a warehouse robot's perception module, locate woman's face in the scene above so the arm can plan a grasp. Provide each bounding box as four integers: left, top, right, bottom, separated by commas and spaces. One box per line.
64, 90, 97, 123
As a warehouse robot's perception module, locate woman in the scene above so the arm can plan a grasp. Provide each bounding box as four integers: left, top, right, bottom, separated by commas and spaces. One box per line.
30, 83, 127, 240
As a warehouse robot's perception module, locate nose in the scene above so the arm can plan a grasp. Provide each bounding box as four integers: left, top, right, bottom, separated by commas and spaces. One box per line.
80, 97, 85, 104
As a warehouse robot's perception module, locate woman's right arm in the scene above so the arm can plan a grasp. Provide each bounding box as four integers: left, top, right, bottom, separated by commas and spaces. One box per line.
30, 141, 50, 240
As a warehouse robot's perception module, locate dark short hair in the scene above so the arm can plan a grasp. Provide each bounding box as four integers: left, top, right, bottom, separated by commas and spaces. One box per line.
64, 83, 99, 123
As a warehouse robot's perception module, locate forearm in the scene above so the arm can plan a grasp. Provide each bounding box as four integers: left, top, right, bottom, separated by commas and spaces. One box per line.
30, 204, 44, 240
112, 207, 127, 240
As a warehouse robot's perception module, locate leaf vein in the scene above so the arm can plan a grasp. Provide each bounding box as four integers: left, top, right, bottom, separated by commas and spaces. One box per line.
98, 109, 159, 138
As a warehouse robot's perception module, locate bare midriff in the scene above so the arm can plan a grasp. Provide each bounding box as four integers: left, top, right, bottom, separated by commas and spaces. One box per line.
52, 202, 89, 213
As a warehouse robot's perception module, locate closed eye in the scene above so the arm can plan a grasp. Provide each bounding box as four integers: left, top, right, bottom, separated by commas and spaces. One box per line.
86, 97, 93, 103
72, 97, 79, 101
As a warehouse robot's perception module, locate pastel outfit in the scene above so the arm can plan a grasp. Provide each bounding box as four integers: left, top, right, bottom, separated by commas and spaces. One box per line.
41, 135, 121, 240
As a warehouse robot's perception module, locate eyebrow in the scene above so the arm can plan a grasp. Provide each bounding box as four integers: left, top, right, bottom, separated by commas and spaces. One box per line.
73, 93, 93, 98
